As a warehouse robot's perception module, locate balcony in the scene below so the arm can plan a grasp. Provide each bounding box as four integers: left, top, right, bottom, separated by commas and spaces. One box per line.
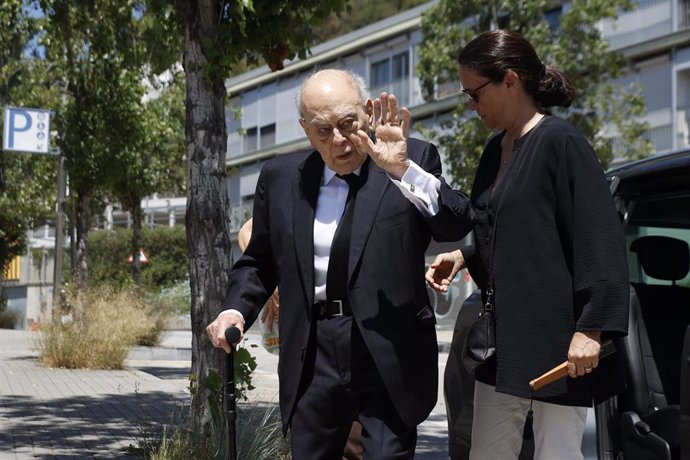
370, 76, 412, 108
435, 80, 463, 100
608, 107, 673, 158
603, 0, 673, 50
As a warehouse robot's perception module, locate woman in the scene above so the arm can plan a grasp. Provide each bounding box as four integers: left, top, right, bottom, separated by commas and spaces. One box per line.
426, 30, 629, 459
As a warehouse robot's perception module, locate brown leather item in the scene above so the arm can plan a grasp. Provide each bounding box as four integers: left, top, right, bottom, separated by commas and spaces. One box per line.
529, 340, 616, 390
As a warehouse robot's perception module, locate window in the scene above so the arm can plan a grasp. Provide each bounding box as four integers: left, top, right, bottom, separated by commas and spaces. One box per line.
243, 127, 258, 153
260, 123, 276, 149
371, 59, 390, 90
393, 52, 409, 82
242, 123, 276, 153
370, 51, 411, 106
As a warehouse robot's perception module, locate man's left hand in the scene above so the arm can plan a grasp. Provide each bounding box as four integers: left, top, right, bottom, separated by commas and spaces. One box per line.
349, 92, 410, 180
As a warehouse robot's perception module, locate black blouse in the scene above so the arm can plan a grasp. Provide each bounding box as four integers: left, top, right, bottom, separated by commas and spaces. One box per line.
464, 116, 629, 406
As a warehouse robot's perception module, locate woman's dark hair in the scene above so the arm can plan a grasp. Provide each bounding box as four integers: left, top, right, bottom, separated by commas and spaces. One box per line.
456, 30, 575, 108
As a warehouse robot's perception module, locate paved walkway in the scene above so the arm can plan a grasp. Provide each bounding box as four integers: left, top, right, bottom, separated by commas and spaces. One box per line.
0, 328, 454, 459
0, 330, 189, 459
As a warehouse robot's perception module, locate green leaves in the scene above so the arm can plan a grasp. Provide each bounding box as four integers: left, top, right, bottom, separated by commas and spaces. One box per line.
188, 0, 350, 78
0, 1, 57, 273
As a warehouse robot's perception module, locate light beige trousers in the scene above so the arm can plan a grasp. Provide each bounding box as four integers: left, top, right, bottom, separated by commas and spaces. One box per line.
469, 380, 588, 460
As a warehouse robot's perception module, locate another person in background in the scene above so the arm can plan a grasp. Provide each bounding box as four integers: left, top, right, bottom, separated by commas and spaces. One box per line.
425, 30, 629, 460
237, 218, 279, 342
207, 69, 475, 458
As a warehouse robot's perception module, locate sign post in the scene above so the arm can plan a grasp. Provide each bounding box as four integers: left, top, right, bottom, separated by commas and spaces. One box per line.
52, 155, 67, 314
3, 107, 65, 321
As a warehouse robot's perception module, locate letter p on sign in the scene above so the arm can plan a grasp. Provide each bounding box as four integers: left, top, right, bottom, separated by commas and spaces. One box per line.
3, 107, 52, 154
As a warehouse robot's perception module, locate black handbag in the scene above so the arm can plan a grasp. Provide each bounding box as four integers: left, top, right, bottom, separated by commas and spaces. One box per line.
462, 294, 496, 374
461, 116, 546, 376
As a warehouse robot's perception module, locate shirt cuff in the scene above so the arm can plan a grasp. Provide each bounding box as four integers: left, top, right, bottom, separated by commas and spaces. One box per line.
219, 309, 245, 324
389, 160, 441, 216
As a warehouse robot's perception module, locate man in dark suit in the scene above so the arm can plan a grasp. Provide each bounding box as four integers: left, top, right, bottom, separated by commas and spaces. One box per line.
207, 69, 474, 458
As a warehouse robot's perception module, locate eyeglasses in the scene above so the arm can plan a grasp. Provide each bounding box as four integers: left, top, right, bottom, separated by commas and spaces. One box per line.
462, 80, 492, 103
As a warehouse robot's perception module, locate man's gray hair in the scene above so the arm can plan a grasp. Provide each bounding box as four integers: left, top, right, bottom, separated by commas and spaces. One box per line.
296, 68, 370, 118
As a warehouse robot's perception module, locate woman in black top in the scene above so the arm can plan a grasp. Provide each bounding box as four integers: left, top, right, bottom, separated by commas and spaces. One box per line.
426, 30, 629, 459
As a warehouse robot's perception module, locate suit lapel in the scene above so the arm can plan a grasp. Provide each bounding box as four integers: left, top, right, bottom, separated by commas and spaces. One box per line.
293, 151, 323, 308
349, 158, 389, 281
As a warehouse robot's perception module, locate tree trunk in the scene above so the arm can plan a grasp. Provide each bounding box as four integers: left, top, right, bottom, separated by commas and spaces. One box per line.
176, 0, 234, 437
130, 204, 143, 284
75, 191, 90, 286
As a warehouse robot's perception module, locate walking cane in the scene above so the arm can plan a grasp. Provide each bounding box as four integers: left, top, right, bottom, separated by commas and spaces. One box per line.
224, 326, 242, 460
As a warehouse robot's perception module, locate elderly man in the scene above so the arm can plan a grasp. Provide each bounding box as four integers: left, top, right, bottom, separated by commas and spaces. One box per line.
207, 69, 474, 458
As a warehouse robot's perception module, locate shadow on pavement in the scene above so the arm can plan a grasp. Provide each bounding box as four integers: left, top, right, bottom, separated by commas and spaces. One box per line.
0, 391, 187, 458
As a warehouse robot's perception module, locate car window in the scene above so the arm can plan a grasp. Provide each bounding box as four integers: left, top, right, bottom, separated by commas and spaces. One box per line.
625, 195, 690, 288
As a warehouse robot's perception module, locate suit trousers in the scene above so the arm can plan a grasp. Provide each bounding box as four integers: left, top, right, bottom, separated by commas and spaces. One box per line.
470, 381, 587, 460
289, 314, 417, 459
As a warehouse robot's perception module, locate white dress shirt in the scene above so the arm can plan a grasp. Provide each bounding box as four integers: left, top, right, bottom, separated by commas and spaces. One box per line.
221, 159, 441, 318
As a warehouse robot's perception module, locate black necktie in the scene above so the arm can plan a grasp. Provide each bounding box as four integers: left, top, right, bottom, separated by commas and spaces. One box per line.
326, 173, 360, 300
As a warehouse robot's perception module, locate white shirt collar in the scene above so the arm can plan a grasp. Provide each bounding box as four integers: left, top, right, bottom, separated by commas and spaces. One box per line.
322, 164, 362, 186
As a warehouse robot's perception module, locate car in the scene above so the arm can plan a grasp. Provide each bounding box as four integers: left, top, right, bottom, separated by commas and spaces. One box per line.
443, 149, 690, 460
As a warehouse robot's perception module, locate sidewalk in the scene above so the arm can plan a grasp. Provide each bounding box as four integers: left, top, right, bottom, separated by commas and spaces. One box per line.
0, 327, 454, 459
0, 330, 189, 459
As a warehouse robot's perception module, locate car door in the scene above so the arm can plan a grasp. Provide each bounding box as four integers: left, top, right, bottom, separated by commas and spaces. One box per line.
681, 325, 690, 459
597, 151, 690, 460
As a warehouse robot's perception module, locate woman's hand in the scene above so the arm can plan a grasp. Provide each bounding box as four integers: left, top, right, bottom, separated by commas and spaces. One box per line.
567, 331, 602, 378
425, 249, 465, 293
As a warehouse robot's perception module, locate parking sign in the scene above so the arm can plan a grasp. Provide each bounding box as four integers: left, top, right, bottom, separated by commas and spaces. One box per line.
3, 107, 53, 154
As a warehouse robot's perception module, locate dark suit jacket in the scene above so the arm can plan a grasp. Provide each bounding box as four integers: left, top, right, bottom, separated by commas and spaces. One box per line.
222, 138, 475, 431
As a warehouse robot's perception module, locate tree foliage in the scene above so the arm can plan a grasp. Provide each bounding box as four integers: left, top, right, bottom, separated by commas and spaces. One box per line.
0, 0, 58, 277
88, 226, 188, 289
38, 0, 185, 284
417, 0, 653, 190
313, 0, 428, 43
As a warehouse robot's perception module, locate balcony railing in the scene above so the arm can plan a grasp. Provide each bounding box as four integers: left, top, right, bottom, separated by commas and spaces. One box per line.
610, 123, 673, 157
679, 0, 690, 29
607, 107, 674, 157
436, 80, 463, 100
371, 77, 411, 108
602, 0, 673, 49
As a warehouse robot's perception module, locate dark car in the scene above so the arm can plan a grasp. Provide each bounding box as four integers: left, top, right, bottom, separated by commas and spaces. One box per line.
443, 149, 690, 460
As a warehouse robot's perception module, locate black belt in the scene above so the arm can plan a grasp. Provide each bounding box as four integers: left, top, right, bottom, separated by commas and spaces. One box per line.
314, 299, 352, 317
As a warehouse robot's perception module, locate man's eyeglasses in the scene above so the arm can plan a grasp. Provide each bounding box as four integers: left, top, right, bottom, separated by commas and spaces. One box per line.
462, 80, 492, 103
